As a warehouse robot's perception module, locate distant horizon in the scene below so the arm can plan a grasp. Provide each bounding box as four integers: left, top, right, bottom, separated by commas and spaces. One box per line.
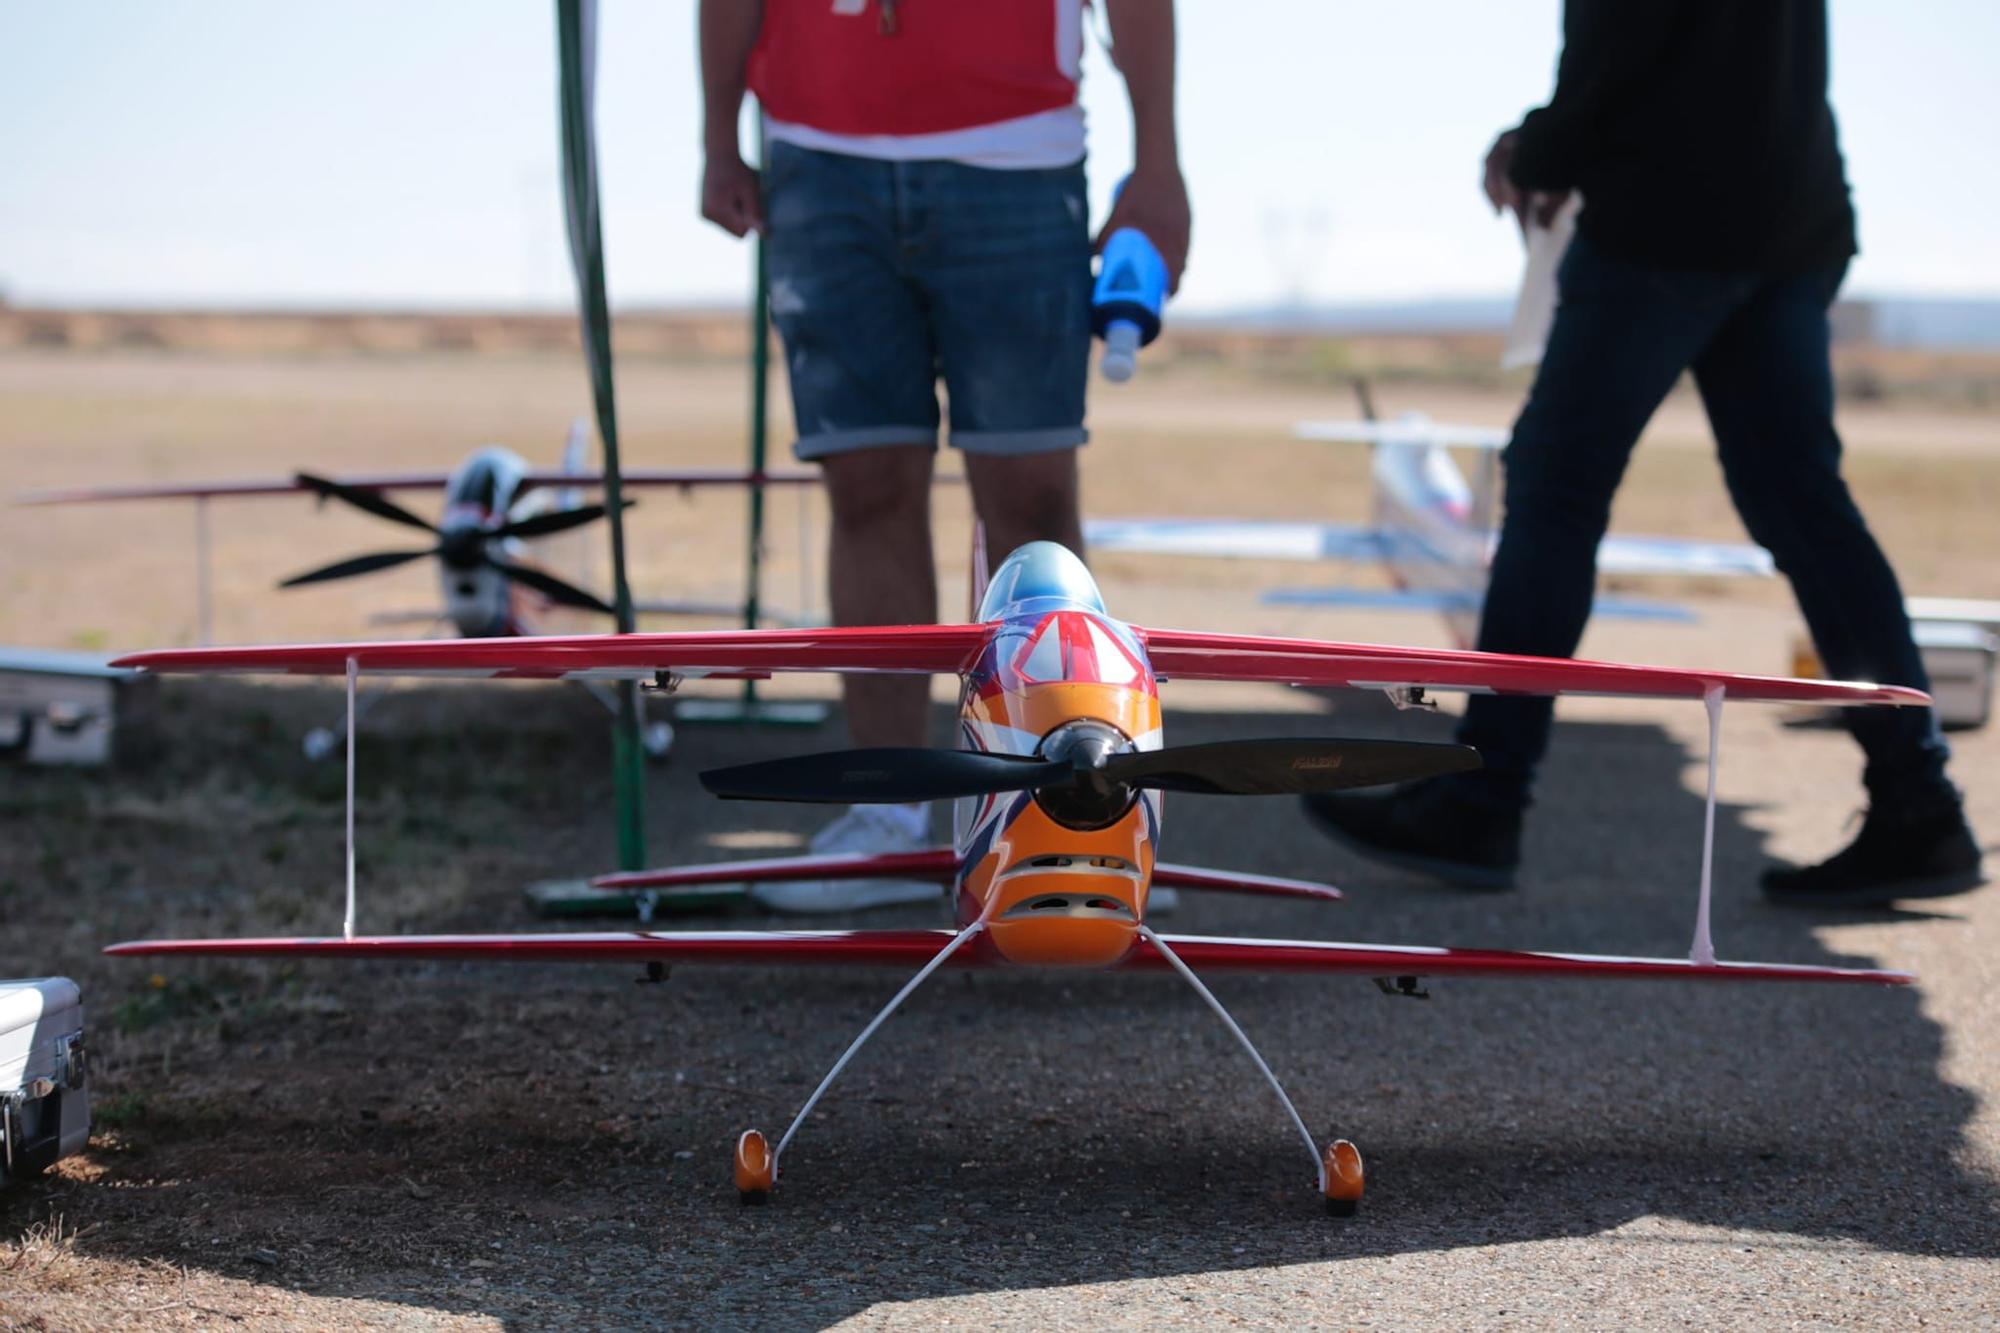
12, 288, 2000, 313
7, 3, 2000, 314
7, 290, 1992, 350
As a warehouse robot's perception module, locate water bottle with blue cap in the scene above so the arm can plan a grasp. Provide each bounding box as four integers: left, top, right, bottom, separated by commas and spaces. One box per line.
1092, 178, 1170, 383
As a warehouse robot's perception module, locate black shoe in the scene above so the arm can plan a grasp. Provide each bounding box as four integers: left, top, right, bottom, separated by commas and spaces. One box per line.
1301, 777, 1522, 891
1762, 802, 1985, 908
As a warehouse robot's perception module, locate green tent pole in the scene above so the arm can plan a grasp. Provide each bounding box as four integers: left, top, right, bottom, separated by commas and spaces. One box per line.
556, 0, 646, 869
653, 112, 822, 736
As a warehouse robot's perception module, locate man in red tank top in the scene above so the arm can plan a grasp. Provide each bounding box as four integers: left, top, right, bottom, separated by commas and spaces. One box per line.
699, 0, 1188, 913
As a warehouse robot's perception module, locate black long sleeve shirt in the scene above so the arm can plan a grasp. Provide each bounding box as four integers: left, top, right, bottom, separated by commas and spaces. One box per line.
1510, 0, 1857, 274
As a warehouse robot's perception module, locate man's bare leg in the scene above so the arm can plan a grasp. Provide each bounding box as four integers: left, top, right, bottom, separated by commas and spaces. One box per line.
964, 448, 1084, 570
749, 445, 940, 914
822, 445, 938, 748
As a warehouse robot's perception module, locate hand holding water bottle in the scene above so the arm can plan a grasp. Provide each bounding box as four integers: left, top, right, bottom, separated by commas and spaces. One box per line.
1092, 170, 1188, 383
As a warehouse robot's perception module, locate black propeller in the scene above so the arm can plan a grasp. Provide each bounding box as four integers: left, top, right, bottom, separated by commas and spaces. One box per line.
703, 748, 1069, 805
1096, 738, 1479, 796
489, 502, 623, 542
295, 473, 438, 533
279, 549, 436, 588
278, 476, 628, 617
702, 736, 1481, 810
490, 557, 617, 616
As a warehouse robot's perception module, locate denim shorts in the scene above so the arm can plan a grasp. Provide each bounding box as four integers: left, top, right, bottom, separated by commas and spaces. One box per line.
763, 140, 1092, 460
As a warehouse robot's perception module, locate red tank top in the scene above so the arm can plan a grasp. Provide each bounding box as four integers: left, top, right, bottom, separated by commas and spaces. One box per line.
748, 0, 1083, 138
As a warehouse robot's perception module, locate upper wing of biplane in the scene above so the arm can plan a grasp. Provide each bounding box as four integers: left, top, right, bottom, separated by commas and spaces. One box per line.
99, 929, 1909, 986
15, 469, 819, 506
1134, 628, 1927, 707
108, 623, 1927, 708
109, 625, 991, 680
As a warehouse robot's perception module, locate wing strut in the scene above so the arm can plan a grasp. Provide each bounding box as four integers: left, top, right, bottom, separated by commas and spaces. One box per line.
770, 920, 987, 1178
195, 495, 214, 646
1138, 924, 1328, 1194
344, 656, 358, 941
1691, 685, 1723, 966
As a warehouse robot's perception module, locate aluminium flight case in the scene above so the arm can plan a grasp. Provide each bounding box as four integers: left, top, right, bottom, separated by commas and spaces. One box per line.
0, 977, 90, 1185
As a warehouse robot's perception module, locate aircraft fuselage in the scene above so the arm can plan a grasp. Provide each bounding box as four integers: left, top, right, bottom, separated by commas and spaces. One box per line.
950, 544, 1165, 966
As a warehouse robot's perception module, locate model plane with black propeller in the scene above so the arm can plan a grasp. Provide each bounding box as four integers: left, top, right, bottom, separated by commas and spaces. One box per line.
102, 542, 1924, 1215
16, 434, 825, 639
17, 431, 857, 758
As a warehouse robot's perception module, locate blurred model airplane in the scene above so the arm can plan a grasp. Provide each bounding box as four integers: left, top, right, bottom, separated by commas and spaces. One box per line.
1086, 410, 1775, 646
16, 424, 821, 642
105, 543, 1920, 1216
17, 427, 830, 759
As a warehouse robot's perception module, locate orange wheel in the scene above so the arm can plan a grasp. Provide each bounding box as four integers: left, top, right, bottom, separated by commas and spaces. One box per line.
734, 1129, 775, 1205
1322, 1139, 1364, 1217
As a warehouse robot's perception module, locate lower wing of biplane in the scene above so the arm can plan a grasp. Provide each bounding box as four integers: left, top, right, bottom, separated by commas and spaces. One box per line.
585, 848, 1348, 904
104, 624, 1923, 1214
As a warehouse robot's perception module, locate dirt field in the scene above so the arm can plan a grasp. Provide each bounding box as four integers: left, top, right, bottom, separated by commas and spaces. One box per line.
2, 344, 1997, 1329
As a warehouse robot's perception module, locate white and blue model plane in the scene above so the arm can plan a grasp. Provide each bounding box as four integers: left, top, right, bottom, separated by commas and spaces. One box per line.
1085, 411, 1774, 648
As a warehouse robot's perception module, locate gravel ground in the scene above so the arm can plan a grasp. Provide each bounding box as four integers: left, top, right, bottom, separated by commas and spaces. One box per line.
3, 352, 1995, 1329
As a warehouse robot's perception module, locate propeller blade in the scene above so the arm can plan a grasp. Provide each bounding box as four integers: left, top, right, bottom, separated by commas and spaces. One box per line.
702, 748, 1068, 804
489, 501, 629, 542
278, 548, 436, 588
1103, 738, 1481, 796
487, 558, 618, 616
295, 473, 439, 533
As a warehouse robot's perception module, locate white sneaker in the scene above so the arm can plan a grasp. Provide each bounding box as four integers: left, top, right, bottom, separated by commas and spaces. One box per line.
750, 804, 943, 914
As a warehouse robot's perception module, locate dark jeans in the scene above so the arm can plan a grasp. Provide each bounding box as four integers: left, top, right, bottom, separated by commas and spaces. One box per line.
1458, 232, 1950, 812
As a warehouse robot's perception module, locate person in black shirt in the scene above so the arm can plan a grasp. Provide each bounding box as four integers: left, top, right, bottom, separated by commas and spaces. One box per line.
1305, 0, 1981, 908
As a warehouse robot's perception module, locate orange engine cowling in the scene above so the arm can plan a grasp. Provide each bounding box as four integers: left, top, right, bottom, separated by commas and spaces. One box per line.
971, 801, 1152, 968
987, 908, 1138, 968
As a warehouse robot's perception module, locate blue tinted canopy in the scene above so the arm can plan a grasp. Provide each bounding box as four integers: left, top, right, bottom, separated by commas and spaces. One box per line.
977, 541, 1107, 622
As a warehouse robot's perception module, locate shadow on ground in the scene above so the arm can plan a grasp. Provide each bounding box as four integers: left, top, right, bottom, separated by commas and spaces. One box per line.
3, 679, 1994, 1326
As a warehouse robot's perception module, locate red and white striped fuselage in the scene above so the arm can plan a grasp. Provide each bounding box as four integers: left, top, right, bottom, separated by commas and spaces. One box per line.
949, 544, 1168, 966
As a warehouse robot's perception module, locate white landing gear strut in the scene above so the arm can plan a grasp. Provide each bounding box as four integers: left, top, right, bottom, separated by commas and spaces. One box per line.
732, 921, 987, 1204
1140, 925, 1366, 1215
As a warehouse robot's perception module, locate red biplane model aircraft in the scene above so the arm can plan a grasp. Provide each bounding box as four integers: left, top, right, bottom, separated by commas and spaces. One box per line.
104, 543, 1922, 1215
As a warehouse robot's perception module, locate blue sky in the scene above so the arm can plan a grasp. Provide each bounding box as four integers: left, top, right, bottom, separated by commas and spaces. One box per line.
4, 1, 1996, 312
